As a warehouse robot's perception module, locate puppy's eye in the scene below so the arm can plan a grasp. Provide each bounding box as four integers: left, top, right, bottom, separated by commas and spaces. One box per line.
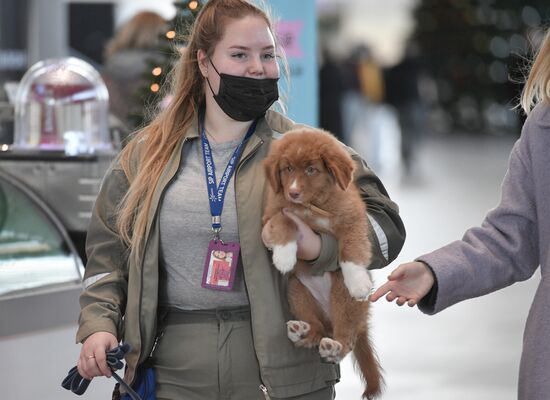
305, 166, 318, 176
286, 166, 294, 173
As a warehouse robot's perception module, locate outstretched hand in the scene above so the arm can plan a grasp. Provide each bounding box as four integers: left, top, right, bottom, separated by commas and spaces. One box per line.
370, 261, 435, 307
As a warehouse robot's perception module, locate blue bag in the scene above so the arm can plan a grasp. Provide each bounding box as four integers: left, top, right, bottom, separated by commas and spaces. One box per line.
120, 366, 156, 400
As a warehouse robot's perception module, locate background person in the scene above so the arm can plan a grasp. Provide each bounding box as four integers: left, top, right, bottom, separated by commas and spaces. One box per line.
102, 11, 167, 135
371, 28, 550, 400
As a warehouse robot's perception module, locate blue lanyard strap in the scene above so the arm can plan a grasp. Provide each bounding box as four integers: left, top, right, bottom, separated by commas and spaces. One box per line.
200, 116, 257, 234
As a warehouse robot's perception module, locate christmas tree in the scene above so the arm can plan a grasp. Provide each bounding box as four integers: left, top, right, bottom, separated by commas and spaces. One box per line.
129, 0, 203, 128
413, 1, 550, 134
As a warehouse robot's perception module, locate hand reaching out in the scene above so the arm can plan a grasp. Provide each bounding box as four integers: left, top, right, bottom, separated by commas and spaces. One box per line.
370, 261, 435, 307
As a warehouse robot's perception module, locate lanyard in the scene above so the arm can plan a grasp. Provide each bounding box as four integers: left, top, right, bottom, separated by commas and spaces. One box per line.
200, 116, 257, 238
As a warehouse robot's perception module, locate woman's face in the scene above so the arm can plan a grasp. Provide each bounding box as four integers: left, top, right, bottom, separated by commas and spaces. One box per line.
199, 15, 280, 94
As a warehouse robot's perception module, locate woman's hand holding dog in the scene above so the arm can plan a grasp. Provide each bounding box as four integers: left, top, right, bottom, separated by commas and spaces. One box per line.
262, 208, 321, 262
370, 261, 435, 306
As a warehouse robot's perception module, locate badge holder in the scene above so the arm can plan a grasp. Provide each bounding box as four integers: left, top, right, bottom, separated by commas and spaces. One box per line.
201, 222, 240, 291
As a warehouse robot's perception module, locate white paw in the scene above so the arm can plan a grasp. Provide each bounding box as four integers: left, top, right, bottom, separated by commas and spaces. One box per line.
287, 320, 310, 343
319, 337, 343, 363
272, 242, 298, 273
340, 261, 373, 300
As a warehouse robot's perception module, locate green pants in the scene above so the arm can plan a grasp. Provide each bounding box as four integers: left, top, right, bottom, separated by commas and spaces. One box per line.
153, 306, 335, 400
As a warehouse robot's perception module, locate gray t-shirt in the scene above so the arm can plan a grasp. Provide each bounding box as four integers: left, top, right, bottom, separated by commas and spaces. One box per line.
158, 137, 249, 310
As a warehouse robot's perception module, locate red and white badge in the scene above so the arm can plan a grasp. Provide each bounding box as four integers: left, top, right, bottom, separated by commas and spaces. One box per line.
201, 240, 240, 291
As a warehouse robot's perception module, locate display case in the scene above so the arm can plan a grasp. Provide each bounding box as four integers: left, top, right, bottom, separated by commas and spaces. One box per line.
13, 57, 110, 155
0, 169, 83, 299
0, 57, 118, 265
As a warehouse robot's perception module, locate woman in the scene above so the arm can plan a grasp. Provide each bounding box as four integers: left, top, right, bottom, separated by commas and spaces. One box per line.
76, 1, 405, 399
371, 28, 550, 400
102, 11, 166, 133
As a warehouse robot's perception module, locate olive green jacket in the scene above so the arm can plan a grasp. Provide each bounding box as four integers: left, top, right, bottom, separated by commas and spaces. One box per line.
76, 110, 405, 398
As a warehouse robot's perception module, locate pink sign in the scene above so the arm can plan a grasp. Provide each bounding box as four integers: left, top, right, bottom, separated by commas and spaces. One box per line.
276, 20, 303, 58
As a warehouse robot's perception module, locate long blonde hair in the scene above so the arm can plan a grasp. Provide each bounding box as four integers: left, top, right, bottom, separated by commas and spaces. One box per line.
104, 11, 166, 59
521, 29, 550, 115
116, 0, 284, 258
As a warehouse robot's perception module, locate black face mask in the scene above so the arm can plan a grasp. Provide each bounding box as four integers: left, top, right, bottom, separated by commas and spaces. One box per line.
206, 59, 279, 121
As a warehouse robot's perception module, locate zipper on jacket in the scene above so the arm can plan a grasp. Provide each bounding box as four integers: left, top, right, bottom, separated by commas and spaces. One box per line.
149, 328, 165, 357
236, 139, 264, 175
136, 137, 188, 371
235, 137, 270, 398
259, 384, 271, 400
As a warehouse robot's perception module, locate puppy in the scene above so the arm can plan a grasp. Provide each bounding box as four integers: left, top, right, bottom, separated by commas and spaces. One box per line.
262, 128, 383, 399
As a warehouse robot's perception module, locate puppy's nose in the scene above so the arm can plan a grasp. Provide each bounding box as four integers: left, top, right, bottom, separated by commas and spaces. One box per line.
289, 190, 300, 200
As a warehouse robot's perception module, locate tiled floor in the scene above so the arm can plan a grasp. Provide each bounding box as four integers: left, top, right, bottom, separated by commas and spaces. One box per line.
336, 133, 539, 400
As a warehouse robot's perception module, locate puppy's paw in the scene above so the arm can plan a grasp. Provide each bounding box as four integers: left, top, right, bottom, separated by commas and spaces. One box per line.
287, 320, 310, 343
272, 241, 298, 273
319, 338, 343, 363
340, 261, 373, 300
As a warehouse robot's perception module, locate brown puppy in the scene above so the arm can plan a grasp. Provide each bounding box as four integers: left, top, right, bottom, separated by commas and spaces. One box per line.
262, 128, 383, 399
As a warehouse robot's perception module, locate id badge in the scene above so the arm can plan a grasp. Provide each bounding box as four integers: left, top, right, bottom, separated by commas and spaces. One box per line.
202, 240, 240, 291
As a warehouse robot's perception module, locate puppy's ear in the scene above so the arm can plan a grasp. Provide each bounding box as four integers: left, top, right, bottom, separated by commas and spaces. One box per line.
263, 152, 282, 193
322, 145, 355, 191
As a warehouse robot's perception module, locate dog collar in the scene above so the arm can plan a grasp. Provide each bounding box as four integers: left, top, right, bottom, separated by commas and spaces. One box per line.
306, 203, 332, 218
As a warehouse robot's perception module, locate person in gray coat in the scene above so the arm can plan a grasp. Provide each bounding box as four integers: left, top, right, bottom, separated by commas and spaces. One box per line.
102, 11, 166, 135
370, 28, 550, 400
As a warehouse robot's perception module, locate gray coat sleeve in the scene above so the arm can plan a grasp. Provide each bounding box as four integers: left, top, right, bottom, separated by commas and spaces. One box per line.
417, 119, 540, 315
